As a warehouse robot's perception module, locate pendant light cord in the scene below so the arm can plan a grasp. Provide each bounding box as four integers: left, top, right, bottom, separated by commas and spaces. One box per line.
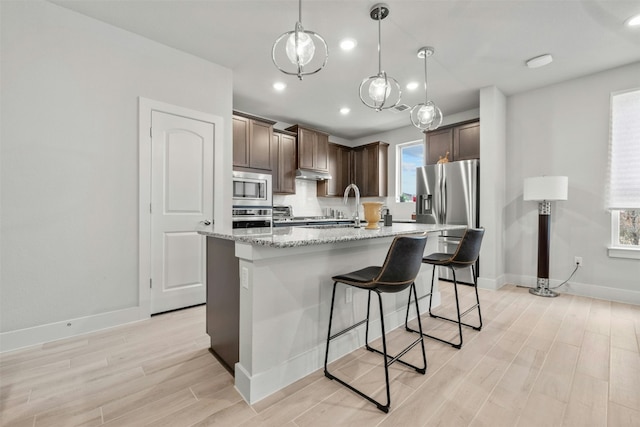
298, 0, 302, 23
377, 6, 382, 73
423, 54, 428, 104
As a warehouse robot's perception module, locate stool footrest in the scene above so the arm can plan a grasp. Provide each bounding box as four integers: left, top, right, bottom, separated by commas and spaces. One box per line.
365, 337, 427, 373
429, 312, 481, 330
328, 318, 368, 341
460, 303, 480, 319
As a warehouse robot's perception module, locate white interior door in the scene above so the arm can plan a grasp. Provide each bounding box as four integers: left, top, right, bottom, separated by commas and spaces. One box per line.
150, 111, 214, 314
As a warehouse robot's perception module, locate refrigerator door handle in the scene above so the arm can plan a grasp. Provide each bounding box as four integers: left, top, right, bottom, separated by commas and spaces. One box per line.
441, 179, 447, 224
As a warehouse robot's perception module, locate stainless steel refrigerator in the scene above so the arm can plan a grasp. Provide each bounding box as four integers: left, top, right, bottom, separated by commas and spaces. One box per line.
416, 159, 479, 284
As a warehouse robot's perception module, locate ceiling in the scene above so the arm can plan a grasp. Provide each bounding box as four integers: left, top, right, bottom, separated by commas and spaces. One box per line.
51, 0, 640, 139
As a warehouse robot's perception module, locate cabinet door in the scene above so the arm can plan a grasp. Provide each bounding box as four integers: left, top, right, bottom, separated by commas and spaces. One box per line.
338, 145, 352, 190
279, 134, 297, 194
453, 121, 480, 161
315, 132, 329, 172
249, 120, 272, 170
425, 128, 452, 165
232, 116, 250, 168
298, 128, 316, 170
271, 134, 281, 193
318, 143, 338, 197
352, 147, 366, 195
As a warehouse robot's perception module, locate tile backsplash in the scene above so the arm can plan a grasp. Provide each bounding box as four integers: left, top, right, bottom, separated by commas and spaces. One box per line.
273, 179, 414, 220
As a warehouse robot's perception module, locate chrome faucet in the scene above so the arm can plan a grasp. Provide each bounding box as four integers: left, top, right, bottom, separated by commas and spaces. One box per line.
343, 184, 361, 228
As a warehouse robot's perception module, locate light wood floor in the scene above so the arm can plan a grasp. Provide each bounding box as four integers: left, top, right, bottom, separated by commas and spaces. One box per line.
1, 284, 639, 426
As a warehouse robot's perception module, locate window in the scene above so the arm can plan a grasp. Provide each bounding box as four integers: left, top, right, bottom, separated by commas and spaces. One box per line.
396, 140, 424, 202
607, 88, 640, 258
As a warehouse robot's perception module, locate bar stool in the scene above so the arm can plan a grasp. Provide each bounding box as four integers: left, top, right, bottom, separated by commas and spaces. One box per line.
405, 228, 485, 349
324, 234, 428, 413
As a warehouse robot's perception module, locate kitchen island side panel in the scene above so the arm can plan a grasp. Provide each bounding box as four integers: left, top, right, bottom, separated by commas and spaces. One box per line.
234, 236, 439, 404
206, 237, 240, 373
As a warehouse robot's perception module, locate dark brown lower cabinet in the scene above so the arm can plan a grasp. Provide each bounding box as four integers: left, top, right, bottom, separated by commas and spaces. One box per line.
206, 237, 239, 374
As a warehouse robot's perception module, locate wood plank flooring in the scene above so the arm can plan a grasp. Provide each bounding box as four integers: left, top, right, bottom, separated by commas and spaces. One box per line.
1, 284, 639, 426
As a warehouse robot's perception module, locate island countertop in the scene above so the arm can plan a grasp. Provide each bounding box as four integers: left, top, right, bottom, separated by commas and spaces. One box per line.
198, 223, 465, 248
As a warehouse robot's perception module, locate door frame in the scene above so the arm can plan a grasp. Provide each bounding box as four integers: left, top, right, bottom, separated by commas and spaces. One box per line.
138, 97, 222, 318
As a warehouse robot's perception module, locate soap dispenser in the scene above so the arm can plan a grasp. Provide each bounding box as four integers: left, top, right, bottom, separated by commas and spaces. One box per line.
383, 208, 392, 226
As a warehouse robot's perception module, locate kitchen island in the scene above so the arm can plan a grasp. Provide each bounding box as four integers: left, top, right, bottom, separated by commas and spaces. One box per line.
199, 223, 465, 404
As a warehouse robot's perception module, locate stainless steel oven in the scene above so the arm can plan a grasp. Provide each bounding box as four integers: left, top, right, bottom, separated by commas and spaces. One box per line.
232, 171, 272, 228
232, 171, 272, 207
232, 208, 272, 229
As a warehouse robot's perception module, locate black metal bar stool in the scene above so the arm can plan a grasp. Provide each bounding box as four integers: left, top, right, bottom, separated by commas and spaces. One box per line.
324, 234, 428, 413
405, 228, 485, 349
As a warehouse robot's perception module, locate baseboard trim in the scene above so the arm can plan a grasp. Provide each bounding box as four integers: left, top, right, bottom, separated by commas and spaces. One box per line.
507, 274, 640, 305
0, 306, 148, 353
477, 274, 508, 291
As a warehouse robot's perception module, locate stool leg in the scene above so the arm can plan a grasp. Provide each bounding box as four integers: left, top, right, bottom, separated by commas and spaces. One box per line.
411, 282, 428, 374
324, 282, 339, 376
450, 268, 463, 349
428, 265, 436, 317
375, 290, 391, 413
364, 290, 373, 352
404, 289, 412, 331
472, 265, 483, 331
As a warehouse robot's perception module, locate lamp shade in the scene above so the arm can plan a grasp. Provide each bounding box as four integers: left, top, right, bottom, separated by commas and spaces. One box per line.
523, 176, 568, 201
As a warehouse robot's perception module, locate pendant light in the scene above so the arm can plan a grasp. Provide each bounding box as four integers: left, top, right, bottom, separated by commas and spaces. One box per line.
271, 0, 328, 80
359, 4, 401, 111
410, 47, 443, 130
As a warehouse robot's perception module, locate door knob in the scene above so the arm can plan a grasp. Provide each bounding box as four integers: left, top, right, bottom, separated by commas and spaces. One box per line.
201, 219, 212, 226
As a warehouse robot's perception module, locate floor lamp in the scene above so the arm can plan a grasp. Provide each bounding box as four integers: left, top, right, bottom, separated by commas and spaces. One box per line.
523, 176, 568, 297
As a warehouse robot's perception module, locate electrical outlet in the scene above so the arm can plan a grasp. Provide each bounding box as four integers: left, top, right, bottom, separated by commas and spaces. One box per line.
574, 256, 583, 266
345, 287, 353, 303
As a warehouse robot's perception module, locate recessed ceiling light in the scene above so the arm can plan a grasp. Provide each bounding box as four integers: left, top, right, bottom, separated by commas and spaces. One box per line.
406, 82, 420, 90
626, 13, 640, 27
340, 107, 351, 115
339, 38, 357, 51
526, 54, 553, 69
273, 82, 287, 91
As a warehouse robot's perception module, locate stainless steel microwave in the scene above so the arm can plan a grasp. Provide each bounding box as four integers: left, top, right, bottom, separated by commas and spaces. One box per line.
232, 171, 272, 207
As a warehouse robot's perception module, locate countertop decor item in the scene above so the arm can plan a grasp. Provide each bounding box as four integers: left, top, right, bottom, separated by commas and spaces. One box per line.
272, 0, 328, 80
363, 201, 384, 229
524, 176, 569, 297
410, 46, 443, 131
358, 3, 401, 111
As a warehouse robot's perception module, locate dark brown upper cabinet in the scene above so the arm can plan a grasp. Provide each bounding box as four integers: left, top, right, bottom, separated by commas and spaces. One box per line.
286, 125, 329, 173
272, 130, 297, 194
318, 142, 351, 197
425, 120, 479, 165
318, 141, 388, 198
232, 111, 276, 172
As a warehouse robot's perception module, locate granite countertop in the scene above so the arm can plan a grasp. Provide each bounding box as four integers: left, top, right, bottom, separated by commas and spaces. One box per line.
199, 223, 465, 248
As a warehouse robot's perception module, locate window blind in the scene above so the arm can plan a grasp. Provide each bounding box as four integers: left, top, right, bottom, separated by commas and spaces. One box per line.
607, 89, 640, 210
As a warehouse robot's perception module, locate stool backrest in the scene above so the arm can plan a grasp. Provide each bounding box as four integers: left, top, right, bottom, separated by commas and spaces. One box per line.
450, 228, 485, 267
375, 234, 427, 286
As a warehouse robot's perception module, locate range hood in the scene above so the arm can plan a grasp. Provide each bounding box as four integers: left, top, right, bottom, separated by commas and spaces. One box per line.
295, 169, 332, 181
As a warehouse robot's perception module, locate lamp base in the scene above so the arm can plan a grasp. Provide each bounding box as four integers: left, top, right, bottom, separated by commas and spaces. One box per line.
529, 278, 559, 298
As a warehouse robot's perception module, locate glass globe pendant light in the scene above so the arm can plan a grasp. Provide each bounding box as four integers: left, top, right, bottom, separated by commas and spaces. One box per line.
358, 4, 401, 111
410, 46, 443, 130
272, 0, 328, 80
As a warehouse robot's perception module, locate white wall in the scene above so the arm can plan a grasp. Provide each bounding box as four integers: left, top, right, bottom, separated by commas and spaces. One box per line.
478, 87, 507, 290
0, 1, 232, 341
505, 61, 640, 302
